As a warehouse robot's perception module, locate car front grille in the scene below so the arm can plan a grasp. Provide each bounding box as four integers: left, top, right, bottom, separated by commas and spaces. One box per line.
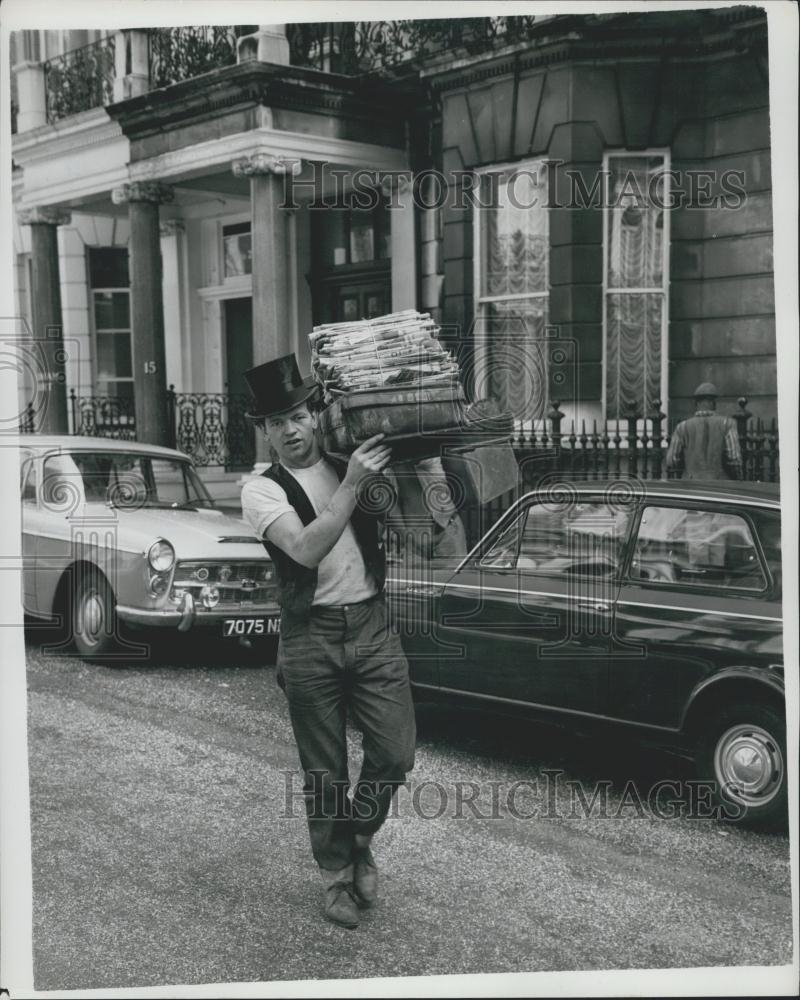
171, 560, 278, 610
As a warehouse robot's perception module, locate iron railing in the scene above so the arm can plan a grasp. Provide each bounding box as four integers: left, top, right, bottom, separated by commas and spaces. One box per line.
28, 19, 545, 126
64, 387, 255, 469
43, 35, 116, 123
456, 397, 780, 545
25, 390, 776, 487
167, 388, 255, 469
69, 390, 137, 440
147, 25, 256, 89
288, 17, 542, 74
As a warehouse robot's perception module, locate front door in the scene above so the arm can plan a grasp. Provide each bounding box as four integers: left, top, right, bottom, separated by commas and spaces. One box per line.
223, 297, 253, 396
222, 297, 255, 470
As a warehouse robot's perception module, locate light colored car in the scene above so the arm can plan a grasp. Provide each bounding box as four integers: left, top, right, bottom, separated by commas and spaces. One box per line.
18, 434, 279, 657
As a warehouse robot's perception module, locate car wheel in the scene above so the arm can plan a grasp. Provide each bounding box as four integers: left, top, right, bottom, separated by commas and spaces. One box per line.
71, 567, 118, 658
696, 701, 787, 827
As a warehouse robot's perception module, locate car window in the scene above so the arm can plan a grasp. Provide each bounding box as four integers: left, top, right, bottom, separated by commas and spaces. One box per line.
42, 452, 214, 509
755, 513, 781, 593
480, 500, 633, 577
629, 506, 767, 591
42, 453, 86, 508
149, 458, 198, 504
19, 456, 37, 504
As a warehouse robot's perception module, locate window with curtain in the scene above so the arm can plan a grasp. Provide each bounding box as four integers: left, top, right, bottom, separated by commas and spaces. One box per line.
604, 154, 669, 420
476, 162, 549, 421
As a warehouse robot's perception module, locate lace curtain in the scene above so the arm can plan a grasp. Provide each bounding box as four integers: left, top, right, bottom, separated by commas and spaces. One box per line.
479, 167, 549, 420
605, 156, 666, 420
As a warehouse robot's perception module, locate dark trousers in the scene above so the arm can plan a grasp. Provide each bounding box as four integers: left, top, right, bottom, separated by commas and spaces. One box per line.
277, 594, 416, 871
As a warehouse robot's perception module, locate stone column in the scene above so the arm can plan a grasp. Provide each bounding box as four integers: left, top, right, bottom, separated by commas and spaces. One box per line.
19, 206, 72, 434
383, 172, 416, 312
159, 219, 187, 392
232, 153, 300, 468
112, 181, 174, 447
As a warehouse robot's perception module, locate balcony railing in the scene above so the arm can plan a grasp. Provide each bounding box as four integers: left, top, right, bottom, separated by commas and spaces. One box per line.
287, 17, 542, 74
147, 25, 256, 90
31, 18, 544, 124
168, 389, 255, 469
63, 387, 255, 470
43, 35, 116, 124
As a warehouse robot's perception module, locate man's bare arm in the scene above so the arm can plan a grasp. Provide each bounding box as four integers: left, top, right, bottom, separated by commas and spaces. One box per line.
265, 434, 391, 568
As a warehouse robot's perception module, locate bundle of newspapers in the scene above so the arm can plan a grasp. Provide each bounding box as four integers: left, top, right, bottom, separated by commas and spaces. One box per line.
309, 309, 460, 402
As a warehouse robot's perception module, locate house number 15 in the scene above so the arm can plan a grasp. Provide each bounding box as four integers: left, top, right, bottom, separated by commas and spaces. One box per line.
143, 361, 157, 374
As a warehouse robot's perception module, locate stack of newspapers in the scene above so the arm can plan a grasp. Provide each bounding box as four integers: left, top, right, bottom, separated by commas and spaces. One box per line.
309, 310, 460, 401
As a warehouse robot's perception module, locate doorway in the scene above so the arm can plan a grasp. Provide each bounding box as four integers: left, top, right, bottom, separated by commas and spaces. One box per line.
222, 296, 255, 470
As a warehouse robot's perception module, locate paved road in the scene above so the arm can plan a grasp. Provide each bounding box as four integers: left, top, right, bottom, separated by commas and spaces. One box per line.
25, 630, 792, 991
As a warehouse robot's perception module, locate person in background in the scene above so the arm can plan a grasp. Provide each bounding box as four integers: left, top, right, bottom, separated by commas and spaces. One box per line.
666, 382, 743, 480
240, 354, 416, 931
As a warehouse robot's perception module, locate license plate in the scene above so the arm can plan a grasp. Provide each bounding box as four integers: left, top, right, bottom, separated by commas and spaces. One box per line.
221, 617, 281, 638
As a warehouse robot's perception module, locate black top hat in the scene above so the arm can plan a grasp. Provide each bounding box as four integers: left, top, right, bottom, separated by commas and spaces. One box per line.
243, 354, 319, 420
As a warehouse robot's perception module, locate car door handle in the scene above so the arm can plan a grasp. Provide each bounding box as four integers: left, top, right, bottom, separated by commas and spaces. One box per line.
578, 601, 611, 614
406, 585, 442, 597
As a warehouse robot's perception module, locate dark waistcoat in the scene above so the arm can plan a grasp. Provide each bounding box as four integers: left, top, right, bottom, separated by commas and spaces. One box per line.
259, 455, 385, 619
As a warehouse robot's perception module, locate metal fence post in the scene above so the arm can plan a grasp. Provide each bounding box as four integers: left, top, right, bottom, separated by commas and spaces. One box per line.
648, 399, 666, 479
547, 400, 563, 474
622, 399, 641, 477
69, 387, 77, 435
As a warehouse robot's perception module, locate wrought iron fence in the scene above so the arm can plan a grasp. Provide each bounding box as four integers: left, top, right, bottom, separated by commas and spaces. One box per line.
64, 387, 255, 469
147, 26, 256, 89
24, 18, 545, 128
43, 35, 116, 123
69, 390, 137, 440
287, 17, 543, 74
22, 390, 778, 496
458, 397, 780, 546
167, 388, 255, 469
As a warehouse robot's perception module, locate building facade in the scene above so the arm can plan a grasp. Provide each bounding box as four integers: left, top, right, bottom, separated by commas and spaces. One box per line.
9, 12, 775, 492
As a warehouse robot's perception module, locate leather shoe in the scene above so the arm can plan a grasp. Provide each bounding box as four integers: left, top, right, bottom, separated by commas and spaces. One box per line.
352, 846, 378, 909
324, 880, 360, 929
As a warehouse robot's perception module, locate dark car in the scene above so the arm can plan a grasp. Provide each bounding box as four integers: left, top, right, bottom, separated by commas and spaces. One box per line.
387, 480, 785, 825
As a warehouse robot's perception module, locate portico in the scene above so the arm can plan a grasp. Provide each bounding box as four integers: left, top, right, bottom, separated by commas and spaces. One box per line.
13, 42, 416, 478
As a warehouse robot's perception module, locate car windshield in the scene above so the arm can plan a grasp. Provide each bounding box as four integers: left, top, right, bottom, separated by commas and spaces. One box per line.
41, 451, 216, 510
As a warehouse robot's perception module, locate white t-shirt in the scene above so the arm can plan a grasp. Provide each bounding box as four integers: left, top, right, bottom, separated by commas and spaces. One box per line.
241, 458, 378, 607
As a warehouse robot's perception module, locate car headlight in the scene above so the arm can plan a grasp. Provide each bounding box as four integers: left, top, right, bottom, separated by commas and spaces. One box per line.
148, 538, 175, 572
200, 585, 220, 609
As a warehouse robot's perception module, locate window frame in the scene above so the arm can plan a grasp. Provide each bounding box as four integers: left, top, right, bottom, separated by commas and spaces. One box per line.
87, 247, 133, 402
221, 219, 253, 281
19, 452, 38, 506
473, 495, 637, 583
472, 158, 550, 413
622, 500, 772, 597
601, 149, 671, 424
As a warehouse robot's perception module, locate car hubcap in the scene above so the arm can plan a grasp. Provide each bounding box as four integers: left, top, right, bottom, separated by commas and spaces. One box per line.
714, 724, 784, 806
79, 591, 104, 646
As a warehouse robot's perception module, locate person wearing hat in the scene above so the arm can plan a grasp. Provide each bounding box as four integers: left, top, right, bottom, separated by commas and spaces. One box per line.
239, 354, 416, 930
665, 382, 743, 480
